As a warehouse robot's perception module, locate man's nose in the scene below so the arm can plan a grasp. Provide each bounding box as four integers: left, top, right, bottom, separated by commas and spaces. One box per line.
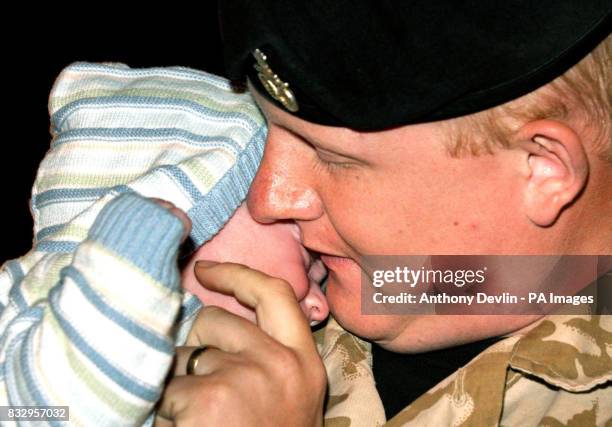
247, 132, 323, 223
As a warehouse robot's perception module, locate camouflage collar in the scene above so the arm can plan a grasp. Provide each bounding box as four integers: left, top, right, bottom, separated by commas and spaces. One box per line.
509, 315, 612, 392
317, 314, 611, 426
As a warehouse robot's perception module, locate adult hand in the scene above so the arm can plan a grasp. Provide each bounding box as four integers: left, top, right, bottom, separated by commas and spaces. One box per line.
155, 262, 327, 427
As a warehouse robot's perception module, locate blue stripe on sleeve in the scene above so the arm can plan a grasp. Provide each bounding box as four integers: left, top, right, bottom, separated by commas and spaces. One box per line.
19, 326, 64, 427
8, 285, 28, 313
33, 188, 110, 209
5, 261, 24, 286
3, 307, 46, 408
47, 286, 160, 402
3, 261, 25, 312
36, 241, 79, 253
62, 266, 174, 355
22, 325, 51, 406
0, 306, 44, 358
35, 224, 67, 243
5, 330, 37, 406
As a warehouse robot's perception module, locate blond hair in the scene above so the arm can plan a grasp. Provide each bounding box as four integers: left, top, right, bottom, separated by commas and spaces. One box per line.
448, 34, 612, 161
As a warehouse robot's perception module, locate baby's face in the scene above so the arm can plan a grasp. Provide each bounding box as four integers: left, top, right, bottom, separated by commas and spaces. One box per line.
181, 203, 329, 324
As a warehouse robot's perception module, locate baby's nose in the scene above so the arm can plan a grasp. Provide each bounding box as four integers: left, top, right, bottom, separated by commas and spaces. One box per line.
300, 282, 330, 326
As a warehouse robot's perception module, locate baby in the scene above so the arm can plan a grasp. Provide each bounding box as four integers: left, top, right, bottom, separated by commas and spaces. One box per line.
179, 203, 328, 325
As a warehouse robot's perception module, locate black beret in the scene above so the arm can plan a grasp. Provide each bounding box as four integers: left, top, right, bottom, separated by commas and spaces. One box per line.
219, 1, 611, 131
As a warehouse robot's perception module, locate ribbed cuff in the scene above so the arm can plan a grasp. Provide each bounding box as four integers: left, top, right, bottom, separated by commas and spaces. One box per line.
188, 125, 267, 247
87, 192, 185, 288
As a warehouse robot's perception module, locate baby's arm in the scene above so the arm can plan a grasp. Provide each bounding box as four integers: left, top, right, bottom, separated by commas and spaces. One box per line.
0, 193, 186, 426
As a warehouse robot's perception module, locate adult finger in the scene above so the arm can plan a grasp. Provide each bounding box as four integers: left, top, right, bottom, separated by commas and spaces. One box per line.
157, 372, 257, 426
173, 345, 231, 376
194, 261, 316, 353
155, 375, 207, 425
184, 305, 264, 352
153, 414, 174, 427
157, 355, 325, 427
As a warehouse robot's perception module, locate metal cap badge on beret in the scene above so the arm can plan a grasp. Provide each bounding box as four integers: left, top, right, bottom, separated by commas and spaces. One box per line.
219, 1, 611, 132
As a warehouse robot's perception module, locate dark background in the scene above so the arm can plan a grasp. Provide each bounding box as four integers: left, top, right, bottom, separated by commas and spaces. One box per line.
1, 6, 226, 263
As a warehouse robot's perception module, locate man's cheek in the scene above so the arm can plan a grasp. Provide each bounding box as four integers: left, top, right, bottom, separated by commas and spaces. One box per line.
330, 206, 401, 254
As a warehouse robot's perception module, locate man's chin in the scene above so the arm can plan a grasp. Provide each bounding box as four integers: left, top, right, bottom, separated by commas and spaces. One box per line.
329, 293, 543, 353
324, 264, 476, 352
326, 277, 408, 345
325, 260, 549, 352
328, 299, 453, 353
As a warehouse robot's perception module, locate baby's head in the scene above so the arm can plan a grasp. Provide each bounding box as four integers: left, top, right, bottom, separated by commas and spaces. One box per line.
181, 203, 329, 325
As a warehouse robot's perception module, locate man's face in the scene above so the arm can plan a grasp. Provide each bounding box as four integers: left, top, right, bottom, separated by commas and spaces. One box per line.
247, 89, 543, 350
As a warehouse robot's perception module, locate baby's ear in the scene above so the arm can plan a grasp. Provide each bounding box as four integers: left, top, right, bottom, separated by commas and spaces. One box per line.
515, 119, 589, 226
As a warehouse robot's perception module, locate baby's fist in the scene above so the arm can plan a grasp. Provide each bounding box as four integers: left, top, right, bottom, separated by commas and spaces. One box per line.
149, 198, 192, 243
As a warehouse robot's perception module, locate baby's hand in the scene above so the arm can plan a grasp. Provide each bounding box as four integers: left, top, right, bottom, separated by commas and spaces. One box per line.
149, 198, 192, 243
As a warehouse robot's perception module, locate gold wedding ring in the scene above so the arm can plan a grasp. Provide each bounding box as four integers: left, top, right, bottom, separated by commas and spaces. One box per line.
186, 346, 208, 375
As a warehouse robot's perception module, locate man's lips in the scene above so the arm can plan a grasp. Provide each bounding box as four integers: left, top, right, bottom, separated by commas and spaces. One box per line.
300, 239, 346, 258
320, 254, 356, 270
299, 238, 356, 269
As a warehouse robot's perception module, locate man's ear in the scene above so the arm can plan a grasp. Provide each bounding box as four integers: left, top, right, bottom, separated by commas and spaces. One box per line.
516, 119, 589, 226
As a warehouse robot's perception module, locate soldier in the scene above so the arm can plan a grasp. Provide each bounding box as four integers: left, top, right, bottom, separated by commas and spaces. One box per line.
158, 2, 611, 426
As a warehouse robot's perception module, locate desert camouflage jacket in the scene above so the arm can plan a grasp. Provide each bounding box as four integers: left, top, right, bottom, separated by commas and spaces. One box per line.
315, 314, 611, 427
